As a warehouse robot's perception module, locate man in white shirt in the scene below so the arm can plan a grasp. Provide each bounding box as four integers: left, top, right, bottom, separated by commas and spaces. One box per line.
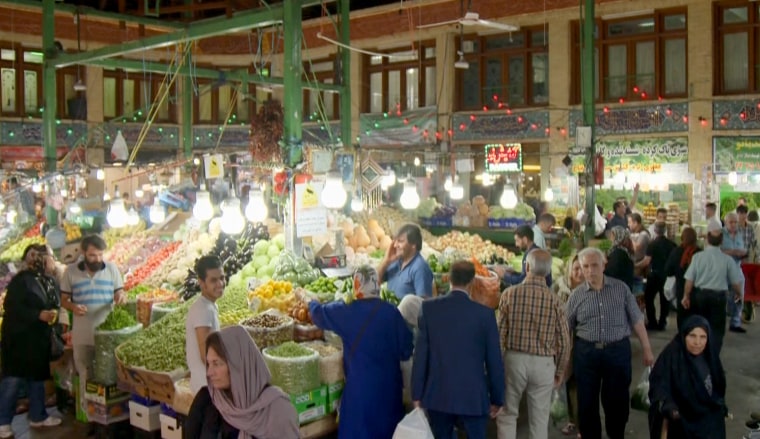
532, 213, 556, 250
185, 255, 225, 394
647, 208, 667, 236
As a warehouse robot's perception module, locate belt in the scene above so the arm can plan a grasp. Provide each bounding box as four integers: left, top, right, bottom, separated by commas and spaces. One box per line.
577, 338, 626, 349
695, 288, 726, 295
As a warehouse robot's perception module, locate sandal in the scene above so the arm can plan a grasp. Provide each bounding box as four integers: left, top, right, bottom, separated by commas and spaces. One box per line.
561, 423, 577, 435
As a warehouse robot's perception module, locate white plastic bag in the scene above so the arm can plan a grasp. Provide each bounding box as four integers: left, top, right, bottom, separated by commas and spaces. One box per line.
630, 366, 651, 412
393, 408, 434, 439
664, 276, 677, 308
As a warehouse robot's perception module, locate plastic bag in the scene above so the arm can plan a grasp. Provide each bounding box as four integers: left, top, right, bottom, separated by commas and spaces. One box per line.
300, 340, 344, 384
631, 367, 651, 412
393, 408, 434, 439
93, 323, 143, 384
550, 386, 569, 424
663, 277, 677, 308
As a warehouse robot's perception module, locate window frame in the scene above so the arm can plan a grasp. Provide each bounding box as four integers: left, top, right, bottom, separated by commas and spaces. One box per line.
362, 41, 436, 113
570, 7, 688, 104
455, 27, 550, 111
714, 1, 760, 95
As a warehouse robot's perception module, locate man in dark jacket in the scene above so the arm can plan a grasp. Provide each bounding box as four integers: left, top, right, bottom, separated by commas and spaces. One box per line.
640, 222, 677, 330
412, 260, 505, 439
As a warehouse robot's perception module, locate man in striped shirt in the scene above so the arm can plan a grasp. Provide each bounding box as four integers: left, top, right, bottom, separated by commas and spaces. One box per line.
496, 249, 570, 439
566, 247, 654, 439
60, 235, 124, 427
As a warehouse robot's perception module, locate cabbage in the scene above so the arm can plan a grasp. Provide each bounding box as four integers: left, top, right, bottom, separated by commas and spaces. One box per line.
253, 240, 270, 256
272, 233, 286, 250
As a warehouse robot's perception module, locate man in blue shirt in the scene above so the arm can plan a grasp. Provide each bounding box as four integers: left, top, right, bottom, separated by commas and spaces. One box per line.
494, 225, 552, 287
378, 224, 434, 300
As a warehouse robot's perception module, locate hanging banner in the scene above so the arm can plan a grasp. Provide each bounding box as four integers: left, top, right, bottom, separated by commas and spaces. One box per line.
713, 137, 760, 172
294, 181, 327, 238
570, 137, 688, 175
204, 154, 225, 179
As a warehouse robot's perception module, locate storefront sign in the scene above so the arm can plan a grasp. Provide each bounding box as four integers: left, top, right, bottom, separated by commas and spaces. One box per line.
713, 137, 760, 172
452, 111, 549, 141
569, 103, 689, 136
570, 137, 688, 175
485, 143, 522, 172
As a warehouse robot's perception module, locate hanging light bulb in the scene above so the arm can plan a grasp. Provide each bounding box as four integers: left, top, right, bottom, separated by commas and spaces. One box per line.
103, 191, 111, 202
220, 194, 246, 235
543, 187, 554, 202
481, 173, 494, 187
351, 192, 363, 212
68, 201, 82, 215
60, 188, 68, 198
444, 176, 453, 192
245, 189, 268, 222
96, 169, 105, 181
32, 181, 42, 193
381, 168, 396, 190
399, 179, 421, 210
126, 207, 140, 226
135, 188, 144, 198
149, 198, 166, 224
413, 156, 421, 167
500, 185, 518, 209
321, 172, 348, 209
6, 208, 17, 224
193, 185, 214, 221
450, 182, 464, 200
107, 198, 128, 228
728, 171, 738, 186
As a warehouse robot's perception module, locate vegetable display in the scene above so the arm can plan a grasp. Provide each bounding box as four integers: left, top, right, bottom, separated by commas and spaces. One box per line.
263, 343, 320, 395
0, 236, 45, 262
248, 280, 295, 313
94, 309, 141, 384
272, 250, 320, 287
301, 340, 344, 385
97, 306, 138, 331
427, 231, 513, 263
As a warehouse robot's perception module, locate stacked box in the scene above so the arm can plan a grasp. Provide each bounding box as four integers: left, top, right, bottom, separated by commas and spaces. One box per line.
129, 400, 162, 432
290, 386, 327, 425
326, 381, 344, 414
85, 381, 130, 405
159, 414, 182, 439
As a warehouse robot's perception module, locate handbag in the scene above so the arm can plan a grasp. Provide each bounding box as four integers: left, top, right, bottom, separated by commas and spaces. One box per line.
50, 324, 65, 361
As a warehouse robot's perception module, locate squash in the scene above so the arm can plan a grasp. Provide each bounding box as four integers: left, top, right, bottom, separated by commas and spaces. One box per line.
380, 235, 393, 251
366, 245, 377, 253
369, 232, 380, 248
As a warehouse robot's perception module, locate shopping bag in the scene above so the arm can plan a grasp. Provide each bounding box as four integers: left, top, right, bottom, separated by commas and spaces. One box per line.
630, 367, 651, 412
392, 407, 434, 439
471, 271, 500, 309
663, 276, 677, 309
550, 387, 569, 425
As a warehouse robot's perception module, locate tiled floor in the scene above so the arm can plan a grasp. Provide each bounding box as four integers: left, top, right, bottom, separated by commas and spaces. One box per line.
5, 313, 760, 438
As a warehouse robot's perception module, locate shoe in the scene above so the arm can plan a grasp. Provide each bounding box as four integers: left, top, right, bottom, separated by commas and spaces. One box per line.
0, 425, 12, 439
752, 411, 760, 421
747, 420, 760, 429
28, 417, 61, 428
730, 326, 748, 333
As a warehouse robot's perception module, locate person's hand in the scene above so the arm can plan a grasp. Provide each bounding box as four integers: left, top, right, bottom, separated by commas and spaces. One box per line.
554, 373, 564, 389
489, 405, 502, 419
681, 295, 690, 310
114, 290, 126, 306
634, 183, 640, 192
384, 241, 400, 262
668, 409, 680, 420
643, 348, 654, 367
413, 400, 421, 409
38, 310, 56, 324
73, 304, 87, 316
492, 265, 511, 278
734, 292, 742, 303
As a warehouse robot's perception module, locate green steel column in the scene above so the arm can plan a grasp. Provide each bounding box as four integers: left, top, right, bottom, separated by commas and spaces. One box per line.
581, 0, 596, 243
42, 0, 57, 226
282, 0, 303, 166
182, 51, 193, 158
338, 0, 351, 147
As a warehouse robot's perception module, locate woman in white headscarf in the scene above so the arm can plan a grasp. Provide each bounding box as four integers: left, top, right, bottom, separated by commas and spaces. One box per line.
184, 325, 300, 439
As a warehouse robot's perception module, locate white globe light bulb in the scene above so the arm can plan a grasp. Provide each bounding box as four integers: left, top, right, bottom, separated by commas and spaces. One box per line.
500, 185, 518, 209
96, 169, 105, 181
399, 180, 421, 210
544, 187, 554, 202
728, 171, 738, 186
193, 190, 214, 221
149, 200, 166, 224
351, 194, 363, 212
6, 209, 17, 225
135, 189, 144, 198
220, 196, 246, 235
450, 183, 464, 200
107, 198, 128, 228
321, 174, 348, 209
68, 201, 82, 215
245, 190, 268, 222
444, 176, 453, 192
126, 208, 140, 226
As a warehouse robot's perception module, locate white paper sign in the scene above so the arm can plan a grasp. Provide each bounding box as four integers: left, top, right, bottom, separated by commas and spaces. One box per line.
295, 182, 327, 238
204, 154, 225, 179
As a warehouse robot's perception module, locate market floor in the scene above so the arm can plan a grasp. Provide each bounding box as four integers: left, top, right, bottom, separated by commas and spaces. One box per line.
7, 313, 760, 439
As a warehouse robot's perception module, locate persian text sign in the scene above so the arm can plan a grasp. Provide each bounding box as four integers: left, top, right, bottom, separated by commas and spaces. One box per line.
713, 137, 760, 172
570, 138, 688, 174
485, 143, 522, 172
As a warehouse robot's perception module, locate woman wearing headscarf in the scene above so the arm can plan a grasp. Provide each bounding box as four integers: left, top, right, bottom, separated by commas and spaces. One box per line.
604, 226, 636, 291
648, 315, 727, 439
552, 253, 584, 436
664, 227, 702, 329
0, 245, 62, 438
302, 265, 413, 439
184, 325, 299, 439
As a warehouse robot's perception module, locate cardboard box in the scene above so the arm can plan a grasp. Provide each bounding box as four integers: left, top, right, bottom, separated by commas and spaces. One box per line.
290, 386, 327, 425
74, 376, 88, 424
114, 347, 185, 405
129, 400, 162, 432
159, 413, 182, 439
326, 381, 344, 414
87, 397, 130, 425
85, 381, 130, 405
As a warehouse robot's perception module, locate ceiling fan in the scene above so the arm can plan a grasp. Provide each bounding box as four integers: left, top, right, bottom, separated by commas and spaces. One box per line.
417, 10, 518, 32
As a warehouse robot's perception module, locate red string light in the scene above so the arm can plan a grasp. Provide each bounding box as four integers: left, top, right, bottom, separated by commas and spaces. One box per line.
412, 125, 419, 132
506, 108, 513, 115
633, 86, 640, 94
699, 117, 708, 127
603, 106, 610, 113
619, 98, 625, 104
741, 112, 747, 121
517, 116, 524, 123
682, 115, 688, 124
403, 118, 409, 125
665, 108, 673, 116
470, 115, 476, 121
640, 92, 647, 99
459, 123, 466, 131
720, 117, 728, 126
483, 106, 489, 112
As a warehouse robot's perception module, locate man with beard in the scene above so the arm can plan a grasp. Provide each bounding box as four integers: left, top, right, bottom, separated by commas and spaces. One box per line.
60, 235, 125, 431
